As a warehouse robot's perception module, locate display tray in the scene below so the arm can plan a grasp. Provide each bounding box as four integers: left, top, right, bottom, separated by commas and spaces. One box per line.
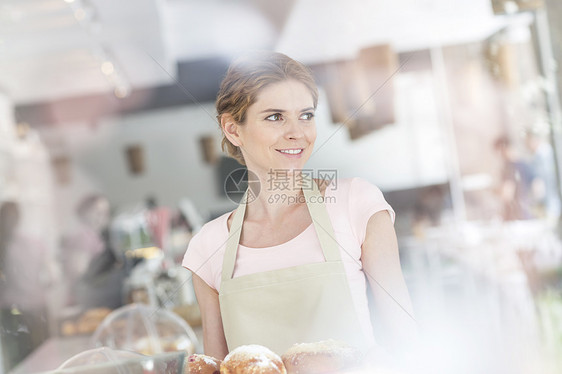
34, 351, 186, 374
58, 308, 113, 337
8, 327, 203, 374
9, 336, 93, 374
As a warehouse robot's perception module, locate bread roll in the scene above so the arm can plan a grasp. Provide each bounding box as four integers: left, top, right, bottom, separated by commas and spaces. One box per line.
281, 339, 363, 374
187, 354, 222, 374
220, 345, 286, 374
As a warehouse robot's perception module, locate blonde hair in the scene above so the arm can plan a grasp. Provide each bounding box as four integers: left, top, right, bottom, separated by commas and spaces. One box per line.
216, 51, 319, 165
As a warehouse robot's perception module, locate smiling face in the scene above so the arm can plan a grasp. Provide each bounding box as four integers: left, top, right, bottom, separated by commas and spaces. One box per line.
234, 79, 317, 177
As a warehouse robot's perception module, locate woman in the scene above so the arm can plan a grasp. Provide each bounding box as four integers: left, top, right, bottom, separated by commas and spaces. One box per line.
62, 194, 111, 304
183, 52, 416, 359
62, 194, 125, 309
0, 201, 50, 371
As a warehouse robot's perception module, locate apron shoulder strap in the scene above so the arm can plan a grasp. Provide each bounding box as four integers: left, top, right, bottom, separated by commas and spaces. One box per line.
221, 176, 342, 282
222, 191, 247, 282
302, 176, 341, 262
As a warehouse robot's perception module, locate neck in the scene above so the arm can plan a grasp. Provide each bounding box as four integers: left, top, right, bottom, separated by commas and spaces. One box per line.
245, 168, 310, 225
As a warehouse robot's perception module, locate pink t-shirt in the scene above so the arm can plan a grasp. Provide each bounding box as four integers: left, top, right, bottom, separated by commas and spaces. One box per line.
182, 177, 395, 346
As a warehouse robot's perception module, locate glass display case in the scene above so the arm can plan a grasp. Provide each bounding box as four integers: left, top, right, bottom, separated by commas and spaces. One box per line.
92, 304, 199, 356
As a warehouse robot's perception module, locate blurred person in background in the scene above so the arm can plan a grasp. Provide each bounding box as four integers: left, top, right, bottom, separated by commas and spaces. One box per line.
0, 201, 51, 371
525, 129, 561, 226
61, 194, 112, 305
145, 195, 171, 251
494, 135, 536, 221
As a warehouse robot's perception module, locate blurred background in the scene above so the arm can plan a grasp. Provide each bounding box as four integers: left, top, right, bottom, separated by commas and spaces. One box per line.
1, 0, 562, 373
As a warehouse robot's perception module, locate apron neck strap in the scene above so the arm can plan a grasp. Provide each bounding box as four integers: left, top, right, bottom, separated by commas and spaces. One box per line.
302, 177, 341, 262
222, 190, 248, 282
221, 175, 341, 282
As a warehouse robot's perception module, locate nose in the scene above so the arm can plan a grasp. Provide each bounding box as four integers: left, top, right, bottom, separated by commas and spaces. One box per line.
285, 117, 304, 140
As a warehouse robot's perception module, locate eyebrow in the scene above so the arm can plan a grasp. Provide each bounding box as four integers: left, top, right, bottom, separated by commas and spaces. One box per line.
259, 107, 315, 114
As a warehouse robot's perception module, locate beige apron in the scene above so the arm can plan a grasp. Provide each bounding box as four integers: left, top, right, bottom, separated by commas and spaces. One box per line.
219, 177, 367, 355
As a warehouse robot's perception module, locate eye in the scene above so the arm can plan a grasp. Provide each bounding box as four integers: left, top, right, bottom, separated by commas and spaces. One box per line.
265, 113, 283, 121
300, 112, 315, 121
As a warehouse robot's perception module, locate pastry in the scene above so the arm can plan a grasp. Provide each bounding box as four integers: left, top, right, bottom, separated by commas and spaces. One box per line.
76, 307, 112, 334
221, 345, 286, 374
186, 354, 221, 374
281, 339, 363, 374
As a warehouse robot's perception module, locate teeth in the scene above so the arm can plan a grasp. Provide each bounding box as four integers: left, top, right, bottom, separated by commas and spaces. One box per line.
279, 149, 302, 155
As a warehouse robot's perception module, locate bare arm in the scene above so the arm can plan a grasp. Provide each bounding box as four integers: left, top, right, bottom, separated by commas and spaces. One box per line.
361, 210, 418, 354
192, 273, 229, 359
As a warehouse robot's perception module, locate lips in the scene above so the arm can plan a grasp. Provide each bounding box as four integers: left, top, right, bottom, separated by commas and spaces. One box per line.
276, 148, 304, 155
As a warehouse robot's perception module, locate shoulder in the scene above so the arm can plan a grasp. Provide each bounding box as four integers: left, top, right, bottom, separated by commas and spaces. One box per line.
312, 177, 355, 196
311, 176, 386, 199
316, 177, 384, 196
348, 176, 383, 191
183, 211, 231, 274
188, 211, 231, 249
343, 177, 395, 223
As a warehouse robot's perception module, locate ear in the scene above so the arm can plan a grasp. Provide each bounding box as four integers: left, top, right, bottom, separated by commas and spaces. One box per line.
221, 113, 243, 147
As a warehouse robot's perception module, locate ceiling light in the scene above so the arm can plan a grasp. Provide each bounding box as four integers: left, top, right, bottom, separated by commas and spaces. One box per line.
114, 86, 130, 99
101, 61, 114, 75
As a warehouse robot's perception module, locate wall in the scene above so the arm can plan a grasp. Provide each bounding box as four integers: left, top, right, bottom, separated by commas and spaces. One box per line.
38, 83, 447, 227
38, 103, 228, 232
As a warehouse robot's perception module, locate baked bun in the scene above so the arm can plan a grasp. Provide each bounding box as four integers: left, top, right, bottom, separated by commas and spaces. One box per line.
281, 339, 363, 374
187, 354, 222, 374
220, 345, 287, 374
